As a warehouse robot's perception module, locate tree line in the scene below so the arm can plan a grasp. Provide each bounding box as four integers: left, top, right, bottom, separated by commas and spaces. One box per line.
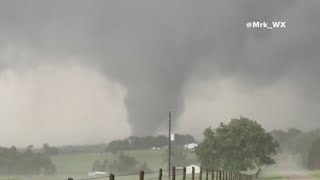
0, 145, 57, 175
105, 134, 196, 153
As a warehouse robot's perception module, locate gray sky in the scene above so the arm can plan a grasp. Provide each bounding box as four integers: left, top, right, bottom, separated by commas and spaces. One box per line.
0, 0, 320, 147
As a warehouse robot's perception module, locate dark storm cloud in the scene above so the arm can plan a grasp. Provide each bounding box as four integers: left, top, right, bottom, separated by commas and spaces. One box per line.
0, 0, 320, 136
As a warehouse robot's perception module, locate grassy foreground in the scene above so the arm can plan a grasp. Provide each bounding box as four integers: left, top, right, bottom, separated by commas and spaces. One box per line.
1, 151, 319, 180
0, 149, 167, 180
52, 149, 167, 176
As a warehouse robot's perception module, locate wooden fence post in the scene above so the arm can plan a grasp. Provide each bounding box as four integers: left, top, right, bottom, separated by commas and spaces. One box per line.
183, 167, 186, 180
199, 167, 202, 180
211, 170, 214, 180
109, 173, 114, 180
225, 171, 228, 180
172, 166, 176, 180
219, 171, 221, 180
140, 170, 144, 180
158, 168, 163, 180
206, 169, 209, 180
192, 166, 195, 180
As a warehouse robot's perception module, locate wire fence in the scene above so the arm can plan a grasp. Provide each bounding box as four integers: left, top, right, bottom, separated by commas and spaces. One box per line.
69, 167, 257, 180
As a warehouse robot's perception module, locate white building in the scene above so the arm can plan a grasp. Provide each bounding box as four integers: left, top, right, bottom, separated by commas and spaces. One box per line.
88, 171, 109, 177
176, 165, 200, 174
186, 165, 200, 174
184, 143, 198, 149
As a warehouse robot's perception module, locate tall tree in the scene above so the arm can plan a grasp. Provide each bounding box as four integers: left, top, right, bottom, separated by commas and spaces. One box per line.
195, 117, 279, 171
43, 143, 59, 156
108, 152, 139, 174
162, 146, 195, 167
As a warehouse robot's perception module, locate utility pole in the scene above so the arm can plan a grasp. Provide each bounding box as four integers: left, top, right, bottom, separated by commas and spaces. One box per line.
168, 111, 171, 180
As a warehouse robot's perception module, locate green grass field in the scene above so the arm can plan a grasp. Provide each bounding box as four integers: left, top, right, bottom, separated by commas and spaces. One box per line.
52, 149, 167, 174
0, 149, 167, 180
1, 150, 319, 180
51, 149, 168, 179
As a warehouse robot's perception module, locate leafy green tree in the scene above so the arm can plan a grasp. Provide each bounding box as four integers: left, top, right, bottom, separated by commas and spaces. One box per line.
162, 146, 195, 167
108, 152, 139, 174
195, 117, 279, 171
43, 143, 59, 156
